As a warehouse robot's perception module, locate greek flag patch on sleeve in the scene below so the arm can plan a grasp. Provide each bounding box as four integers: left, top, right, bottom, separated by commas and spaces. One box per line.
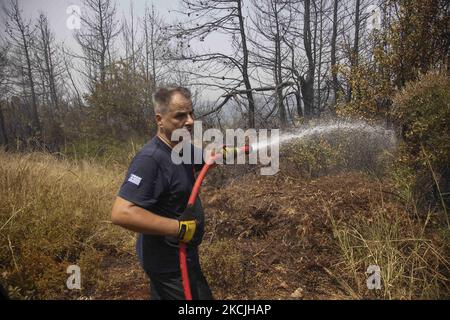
128, 174, 142, 186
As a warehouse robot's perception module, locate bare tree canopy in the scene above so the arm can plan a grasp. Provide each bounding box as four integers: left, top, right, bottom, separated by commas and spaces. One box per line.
0, 0, 448, 148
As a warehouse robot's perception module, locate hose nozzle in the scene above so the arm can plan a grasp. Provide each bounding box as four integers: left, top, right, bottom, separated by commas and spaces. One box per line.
222, 144, 251, 158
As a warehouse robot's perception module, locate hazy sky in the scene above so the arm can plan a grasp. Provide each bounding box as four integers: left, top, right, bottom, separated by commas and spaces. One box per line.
1, 0, 179, 51
0, 0, 238, 102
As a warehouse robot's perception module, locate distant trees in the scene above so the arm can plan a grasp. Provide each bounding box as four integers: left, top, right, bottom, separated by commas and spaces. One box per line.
170, 0, 256, 128
75, 0, 120, 89
249, 0, 341, 122
141, 4, 170, 88
165, 0, 387, 126
5, 0, 41, 137
337, 0, 450, 121
1, 0, 449, 151
35, 13, 62, 118
249, 0, 292, 126
2, 1, 69, 150
121, 1, 138, 74
387, 0, 449, 87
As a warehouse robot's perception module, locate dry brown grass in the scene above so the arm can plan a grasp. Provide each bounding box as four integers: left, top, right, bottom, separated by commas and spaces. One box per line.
1, 149, 448, 300
0, 150, 136, 299
327, 204, 450, 299
200, 170, 450, 299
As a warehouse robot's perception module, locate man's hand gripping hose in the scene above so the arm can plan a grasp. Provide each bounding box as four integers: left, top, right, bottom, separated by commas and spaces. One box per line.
177, 206, 197, 244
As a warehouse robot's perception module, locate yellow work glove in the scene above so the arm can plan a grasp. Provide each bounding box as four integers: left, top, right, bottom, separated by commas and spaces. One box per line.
177, 207, 197, 244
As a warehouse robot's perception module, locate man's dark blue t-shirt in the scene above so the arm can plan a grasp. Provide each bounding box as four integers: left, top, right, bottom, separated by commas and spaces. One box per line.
118, 136, 204, 273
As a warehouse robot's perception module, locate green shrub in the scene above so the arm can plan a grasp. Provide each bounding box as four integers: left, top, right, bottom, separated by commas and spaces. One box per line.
84, 62, 156, 142
281, 123, 396, 179
392, 71, 450, 210
283, 139, 342, 178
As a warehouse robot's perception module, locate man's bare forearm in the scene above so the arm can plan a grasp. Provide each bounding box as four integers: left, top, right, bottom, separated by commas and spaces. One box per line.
111, 196, 179, 237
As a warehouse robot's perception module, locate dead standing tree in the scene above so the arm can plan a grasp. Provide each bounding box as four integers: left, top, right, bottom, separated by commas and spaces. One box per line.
282, 0, 315, 120
35, 13, 62, 118
0, 43, 8, 147
74, 0, 120, 90
5, 0, 41, 137
301, 0, 315, 119
330, 0, 340, 105
347, 0, 361, 102
249, 0, 294, 126
169, 0, 257, 128
141, 4, 171, 88
121, 0, 138, 74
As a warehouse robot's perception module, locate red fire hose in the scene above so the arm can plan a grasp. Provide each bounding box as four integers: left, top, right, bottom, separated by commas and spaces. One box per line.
180, 145, 250, 300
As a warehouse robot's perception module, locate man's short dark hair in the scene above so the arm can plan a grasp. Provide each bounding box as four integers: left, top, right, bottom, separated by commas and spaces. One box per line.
152, 86, 192, 114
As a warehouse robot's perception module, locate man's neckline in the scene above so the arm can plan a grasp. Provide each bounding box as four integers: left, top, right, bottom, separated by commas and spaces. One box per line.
156, 135, 174, 150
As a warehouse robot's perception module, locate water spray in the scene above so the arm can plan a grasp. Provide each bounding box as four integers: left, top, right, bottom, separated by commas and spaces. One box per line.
251, 120, 397, 152
180, 120, 396, 300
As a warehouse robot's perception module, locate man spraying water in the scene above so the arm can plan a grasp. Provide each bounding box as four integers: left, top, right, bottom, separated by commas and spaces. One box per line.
111, 86, 279, 300
111, 86, 214, 300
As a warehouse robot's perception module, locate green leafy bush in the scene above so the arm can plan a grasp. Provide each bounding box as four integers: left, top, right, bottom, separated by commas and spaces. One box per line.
392, 71, 450, 209
84, 62, 156, 142
281, 124, 396, 179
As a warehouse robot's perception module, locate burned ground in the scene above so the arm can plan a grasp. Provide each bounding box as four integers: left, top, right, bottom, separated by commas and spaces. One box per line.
95, 169, 426, 300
